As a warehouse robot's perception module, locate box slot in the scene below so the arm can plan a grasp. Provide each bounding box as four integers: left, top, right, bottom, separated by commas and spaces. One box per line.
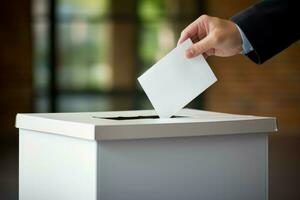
92, 115, 186, 120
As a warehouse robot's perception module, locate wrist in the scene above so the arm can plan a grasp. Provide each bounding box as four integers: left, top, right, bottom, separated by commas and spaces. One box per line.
234, 24, 254, 54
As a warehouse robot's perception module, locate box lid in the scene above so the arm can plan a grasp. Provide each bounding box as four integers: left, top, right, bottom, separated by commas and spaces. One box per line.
16, 109, 278, 141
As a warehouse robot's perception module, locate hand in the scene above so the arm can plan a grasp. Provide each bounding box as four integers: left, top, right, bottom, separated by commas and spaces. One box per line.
178, 14, 243, 58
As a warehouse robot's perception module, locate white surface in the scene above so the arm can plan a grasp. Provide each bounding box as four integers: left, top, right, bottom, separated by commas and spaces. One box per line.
15, 109, 278, 140
19, 129, 98, 200
19, 129, 268, 200
98, 133, 268, 200
138, 39, 217, 118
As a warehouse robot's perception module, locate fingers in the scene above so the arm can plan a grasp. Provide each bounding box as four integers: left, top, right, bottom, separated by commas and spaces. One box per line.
190, 35, 199, 43
177, 29, 192, 45
185, 35, 214, 58
177, 15, 209, 45
204, 48, 215, 58
202, 49, 215, 59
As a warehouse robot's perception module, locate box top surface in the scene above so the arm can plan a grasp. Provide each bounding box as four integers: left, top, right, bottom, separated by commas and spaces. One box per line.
16, 109, 277, 140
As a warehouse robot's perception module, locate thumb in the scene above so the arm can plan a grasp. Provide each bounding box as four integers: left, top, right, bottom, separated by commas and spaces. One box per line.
185, 36, 214, 58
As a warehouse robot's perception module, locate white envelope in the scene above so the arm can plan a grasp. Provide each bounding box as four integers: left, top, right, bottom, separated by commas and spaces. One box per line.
138, 39, 217, 118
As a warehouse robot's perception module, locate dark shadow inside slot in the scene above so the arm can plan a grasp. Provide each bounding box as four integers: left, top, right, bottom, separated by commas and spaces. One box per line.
92, 115, 186, 120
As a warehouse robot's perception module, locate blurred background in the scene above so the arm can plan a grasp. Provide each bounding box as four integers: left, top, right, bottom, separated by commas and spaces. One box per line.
0, 0, 299, 199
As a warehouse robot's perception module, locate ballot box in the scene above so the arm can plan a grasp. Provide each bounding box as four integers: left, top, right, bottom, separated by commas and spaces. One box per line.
16, 109, 277, 200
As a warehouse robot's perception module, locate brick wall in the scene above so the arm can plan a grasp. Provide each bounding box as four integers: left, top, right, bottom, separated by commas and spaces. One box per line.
206, 44, 300, 136
205, 0, 300, 137
0, 0, 32, 141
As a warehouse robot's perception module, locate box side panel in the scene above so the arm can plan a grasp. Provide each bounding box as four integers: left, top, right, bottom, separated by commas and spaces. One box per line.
19, 129, 97, 200
98, 133, 268, 200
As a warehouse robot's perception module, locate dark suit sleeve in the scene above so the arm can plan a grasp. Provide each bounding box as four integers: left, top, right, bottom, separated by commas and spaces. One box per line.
231, 0, 300, 64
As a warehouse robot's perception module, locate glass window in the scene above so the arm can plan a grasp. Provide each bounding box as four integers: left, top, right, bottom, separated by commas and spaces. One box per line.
32, 0, 50, 112
32, 0, 202, 112
57, 22, 111, 90
58, 0, 108, 19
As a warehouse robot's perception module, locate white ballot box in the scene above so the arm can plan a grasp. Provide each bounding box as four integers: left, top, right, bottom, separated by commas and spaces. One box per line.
16, 109, 277, 200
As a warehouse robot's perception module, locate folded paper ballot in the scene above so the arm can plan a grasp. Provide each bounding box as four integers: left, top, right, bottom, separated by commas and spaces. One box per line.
138, 39, 217, 118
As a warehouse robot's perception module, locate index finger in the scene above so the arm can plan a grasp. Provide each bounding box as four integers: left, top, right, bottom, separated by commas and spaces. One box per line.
177, 15, 208, 45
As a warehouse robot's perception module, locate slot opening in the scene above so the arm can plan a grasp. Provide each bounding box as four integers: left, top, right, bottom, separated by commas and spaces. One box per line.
92, 115, 186, 120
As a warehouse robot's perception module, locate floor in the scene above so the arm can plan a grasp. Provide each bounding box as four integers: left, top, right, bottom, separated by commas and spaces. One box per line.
0, 135, 299, 200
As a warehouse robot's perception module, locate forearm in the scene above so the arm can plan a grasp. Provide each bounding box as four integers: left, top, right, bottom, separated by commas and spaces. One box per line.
231, 0, 299, 64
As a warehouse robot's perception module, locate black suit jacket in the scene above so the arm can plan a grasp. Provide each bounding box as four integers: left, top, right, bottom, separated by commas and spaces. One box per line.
231, 0, 299, 64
